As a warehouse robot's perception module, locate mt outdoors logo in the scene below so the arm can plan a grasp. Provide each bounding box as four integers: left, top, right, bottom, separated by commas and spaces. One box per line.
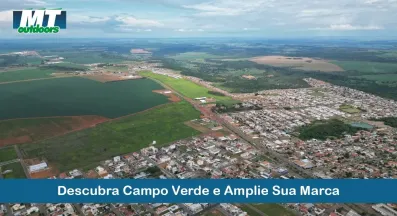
13, 9, 66, 34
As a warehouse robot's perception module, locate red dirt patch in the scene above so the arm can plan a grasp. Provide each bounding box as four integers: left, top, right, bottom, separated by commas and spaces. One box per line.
0, 135, 32, 146
83, 74, 143, 83
206, 131, 225, 138
23, 158, 59, 179
29, 164, 59, 179
85, 169, 99, 179
0, 115, 110, 147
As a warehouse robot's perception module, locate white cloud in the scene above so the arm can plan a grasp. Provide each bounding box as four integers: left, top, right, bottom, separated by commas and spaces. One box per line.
330, 24, 383, 30
183, 0, 268, 16
24, 0, 47, 6
0, 10, 13, 22
243, 27, 260, 31
174, 28, 204, 32
312, 24, 384, 30
115, 15, 163, 27
297, 9, 341, 18
115, 27, 153, 33
183, 4, 244, 16
69, 15, 111, 23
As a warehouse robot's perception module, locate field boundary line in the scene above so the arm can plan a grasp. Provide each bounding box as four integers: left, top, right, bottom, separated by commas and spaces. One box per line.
20, 102, 178, 145
0, 115, 108, 123
0, 75, 75, 85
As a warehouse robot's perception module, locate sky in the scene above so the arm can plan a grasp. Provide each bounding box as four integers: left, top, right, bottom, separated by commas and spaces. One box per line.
1, 0, 397, 39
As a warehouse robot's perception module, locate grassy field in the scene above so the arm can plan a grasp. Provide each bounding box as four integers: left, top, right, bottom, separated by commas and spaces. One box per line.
20, 101, 201, 171
0, 67, 55, 82
240, 204, 296, 216
339, 104, 361, 114
331, 60, 397, 74
139, 71, 233, 102
0, 77, 169, 120
1, 162, 26, 179
0, 146, 18, 163
359, 74, 397, 81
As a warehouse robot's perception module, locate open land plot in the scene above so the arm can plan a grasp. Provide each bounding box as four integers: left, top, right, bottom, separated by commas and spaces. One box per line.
239, 204, 296, 216
168, 52, 224, 61
0, 146, 18, 163
250, 56, 344, 72
103, 65, 129, 73
1, 162, 26, 178
139, 71, 233, 102
130, 49, 151, 54
0, 67, 56, 83
331, 60, 397, 74
40, 51, 127, 64
20, 101, 201, 172
202, 210, 225, 216
0, 116, 109, 146
0, 77, 169, 120
83, 74, 142, 83
339, 104, 362, 114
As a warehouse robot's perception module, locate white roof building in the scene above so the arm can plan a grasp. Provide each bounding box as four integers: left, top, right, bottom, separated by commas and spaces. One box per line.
28, 162, 48, 173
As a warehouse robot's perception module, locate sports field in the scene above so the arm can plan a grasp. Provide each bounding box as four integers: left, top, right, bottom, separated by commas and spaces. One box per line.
0, 146, 18, 163
140, 71, 233, 101
1, 162, 26, 179
20, 101, 201, 171
0, 77, 169, 120
339, 104, 362, 114
0, 67, 55, 83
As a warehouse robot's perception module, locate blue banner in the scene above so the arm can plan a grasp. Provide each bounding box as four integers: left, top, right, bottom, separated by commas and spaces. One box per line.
0, 179, 396, 203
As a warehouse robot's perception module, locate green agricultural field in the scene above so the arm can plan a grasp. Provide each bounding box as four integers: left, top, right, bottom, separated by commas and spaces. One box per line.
0, 77, 169, 120
0, 116, 107, 142
40, 51, 128, 64
0, 147, 18, 163
20, 101, 201, 171
360, 74, 397, 82
331, 60, 397, 74
240, 204, 296, 216
0, 67, 55, 83
139, 71, 233, 102
1, 162, 26, 179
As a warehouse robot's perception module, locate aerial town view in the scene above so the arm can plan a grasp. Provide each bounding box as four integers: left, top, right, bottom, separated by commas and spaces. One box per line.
2, 0, 397, 215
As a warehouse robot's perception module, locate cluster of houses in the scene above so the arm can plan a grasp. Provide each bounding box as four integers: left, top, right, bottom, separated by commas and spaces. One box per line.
305, 78, 397, 119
